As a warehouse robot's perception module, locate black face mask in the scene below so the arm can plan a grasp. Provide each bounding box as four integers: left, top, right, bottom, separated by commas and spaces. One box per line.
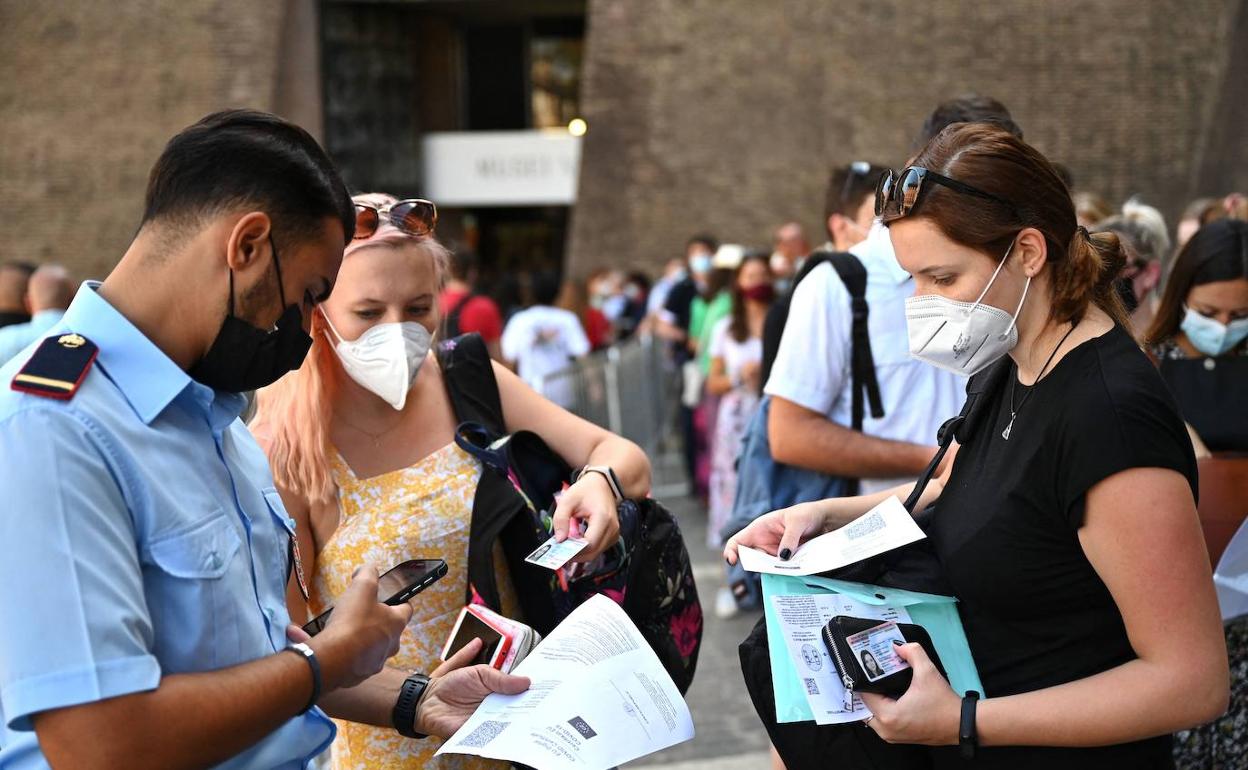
189, 238, 313, 393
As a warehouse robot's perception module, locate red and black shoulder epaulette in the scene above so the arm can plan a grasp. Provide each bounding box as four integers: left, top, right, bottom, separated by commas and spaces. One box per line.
11, 333, 98, 400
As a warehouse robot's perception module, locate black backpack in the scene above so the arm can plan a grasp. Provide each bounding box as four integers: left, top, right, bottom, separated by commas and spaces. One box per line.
438, 333, 703, 693
761, 250, 885, 493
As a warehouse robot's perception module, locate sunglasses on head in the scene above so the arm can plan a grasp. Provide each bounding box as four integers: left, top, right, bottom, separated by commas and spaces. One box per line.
353, 198, 438, 240
875, 166, 1022, 221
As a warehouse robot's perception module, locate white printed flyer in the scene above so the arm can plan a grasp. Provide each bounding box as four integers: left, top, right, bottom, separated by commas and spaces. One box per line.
738, 495, 925, 577
436, 594, 695, 770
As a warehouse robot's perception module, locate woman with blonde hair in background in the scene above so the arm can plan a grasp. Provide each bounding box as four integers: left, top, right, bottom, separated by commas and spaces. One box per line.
251, 193, 650, 769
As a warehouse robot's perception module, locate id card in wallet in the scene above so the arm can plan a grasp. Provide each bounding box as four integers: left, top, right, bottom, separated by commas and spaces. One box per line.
845, 621, 909, 682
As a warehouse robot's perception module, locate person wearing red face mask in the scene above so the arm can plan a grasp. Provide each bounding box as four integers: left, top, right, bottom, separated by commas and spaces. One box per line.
705, 252, 775, 617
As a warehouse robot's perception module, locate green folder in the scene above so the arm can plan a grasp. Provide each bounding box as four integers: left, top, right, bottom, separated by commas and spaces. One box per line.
762, 572, 984, 723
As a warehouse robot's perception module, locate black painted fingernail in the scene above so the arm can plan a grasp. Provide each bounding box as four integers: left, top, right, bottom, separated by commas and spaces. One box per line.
779, 548, 792, 561
892, 639, 904, 646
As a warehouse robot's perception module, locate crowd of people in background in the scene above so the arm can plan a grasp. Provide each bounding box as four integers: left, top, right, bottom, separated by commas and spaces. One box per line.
1, 94, 1245, 770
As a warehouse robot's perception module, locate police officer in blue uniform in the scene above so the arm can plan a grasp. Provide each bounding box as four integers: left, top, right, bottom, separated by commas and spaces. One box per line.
0, 110, 528, 769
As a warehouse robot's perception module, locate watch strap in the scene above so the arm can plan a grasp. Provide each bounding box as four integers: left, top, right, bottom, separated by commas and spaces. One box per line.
393, 673, 431, 739
285, 642, 321, 715
576, 465, 623, 503
959, 690, 980, 759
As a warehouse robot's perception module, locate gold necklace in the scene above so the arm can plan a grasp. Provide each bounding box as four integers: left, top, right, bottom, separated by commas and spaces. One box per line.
336, 412, 406, 448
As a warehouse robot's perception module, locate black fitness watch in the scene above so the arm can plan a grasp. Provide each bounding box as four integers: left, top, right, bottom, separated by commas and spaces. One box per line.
393, 673, 431, 739
959, 690, 980, 759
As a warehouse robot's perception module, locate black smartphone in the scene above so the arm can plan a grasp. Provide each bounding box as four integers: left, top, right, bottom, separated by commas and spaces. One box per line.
301, 558, 448, 637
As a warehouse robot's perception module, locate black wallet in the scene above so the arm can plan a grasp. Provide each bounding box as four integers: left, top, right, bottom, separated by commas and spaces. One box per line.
822, 615, 947, 704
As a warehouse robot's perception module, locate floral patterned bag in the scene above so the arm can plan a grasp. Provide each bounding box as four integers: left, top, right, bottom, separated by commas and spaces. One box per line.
554, 498, 703, 694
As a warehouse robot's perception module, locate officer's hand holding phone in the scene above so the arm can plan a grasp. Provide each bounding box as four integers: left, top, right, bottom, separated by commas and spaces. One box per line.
415, 638, 531, 738
303, 565, 413, 691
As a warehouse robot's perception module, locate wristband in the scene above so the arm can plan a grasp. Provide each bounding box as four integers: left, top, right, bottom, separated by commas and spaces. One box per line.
284, 642, 321, 715
393, 673, 431, 739
574, 465, 624, 503
959, 690, 980, 759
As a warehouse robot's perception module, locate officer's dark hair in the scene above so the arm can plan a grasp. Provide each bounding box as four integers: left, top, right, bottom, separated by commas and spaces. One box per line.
141, 109, 355, 252
917, 95, 1023, 147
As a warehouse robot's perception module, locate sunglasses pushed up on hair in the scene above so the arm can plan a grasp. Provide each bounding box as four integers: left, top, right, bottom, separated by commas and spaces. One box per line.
874, 166, 1022, 221
353, 199, 438, 240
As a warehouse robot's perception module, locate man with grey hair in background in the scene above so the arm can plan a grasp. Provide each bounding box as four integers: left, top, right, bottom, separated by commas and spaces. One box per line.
1096, 198, 1171, 338
0, 264, 76, 366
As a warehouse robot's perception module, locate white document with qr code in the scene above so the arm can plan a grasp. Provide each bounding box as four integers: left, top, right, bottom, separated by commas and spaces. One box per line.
738, 495, 925, 576
436, 594, 695, 770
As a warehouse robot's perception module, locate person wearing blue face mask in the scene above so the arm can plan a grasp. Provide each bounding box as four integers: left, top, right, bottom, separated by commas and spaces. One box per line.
1146, 219, 1248, 456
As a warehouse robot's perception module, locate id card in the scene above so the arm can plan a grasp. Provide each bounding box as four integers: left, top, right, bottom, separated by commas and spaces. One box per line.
845, 620, 909, 682
524, 535, 589, 570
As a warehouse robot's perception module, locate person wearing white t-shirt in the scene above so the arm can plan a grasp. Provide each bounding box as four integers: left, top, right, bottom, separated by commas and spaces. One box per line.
502, 272, 591, 399
765, 164, 965, 495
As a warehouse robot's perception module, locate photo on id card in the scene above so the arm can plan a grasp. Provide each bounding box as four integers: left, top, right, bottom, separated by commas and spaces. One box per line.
845, 620, 909, 682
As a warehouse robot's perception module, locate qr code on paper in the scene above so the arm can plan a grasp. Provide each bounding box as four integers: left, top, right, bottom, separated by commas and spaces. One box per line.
803, 677, 820, 695
459, 720, 510, 748
845, 511, 885, 540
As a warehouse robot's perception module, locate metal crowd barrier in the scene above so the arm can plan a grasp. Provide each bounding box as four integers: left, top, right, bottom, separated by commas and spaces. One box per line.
536, 336, 689, 497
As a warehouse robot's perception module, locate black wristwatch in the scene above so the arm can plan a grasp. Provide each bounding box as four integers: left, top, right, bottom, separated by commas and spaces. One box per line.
573, 465, 624, 503
393, 673, 431, 739
959, 690, 980, 759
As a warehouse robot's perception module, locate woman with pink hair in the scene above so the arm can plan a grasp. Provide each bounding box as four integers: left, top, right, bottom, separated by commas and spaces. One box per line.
251, 193, 650, 769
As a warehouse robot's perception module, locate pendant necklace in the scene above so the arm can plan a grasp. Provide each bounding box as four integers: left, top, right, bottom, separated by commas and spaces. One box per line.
1003, 323, 1078, 441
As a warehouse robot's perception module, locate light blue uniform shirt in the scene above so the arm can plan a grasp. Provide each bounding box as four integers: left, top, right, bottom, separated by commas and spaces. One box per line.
0, 284, 334, 768
0, 310, 66, 368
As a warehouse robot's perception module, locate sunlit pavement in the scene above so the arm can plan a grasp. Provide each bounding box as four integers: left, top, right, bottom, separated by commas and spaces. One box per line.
626, 495, 772, 768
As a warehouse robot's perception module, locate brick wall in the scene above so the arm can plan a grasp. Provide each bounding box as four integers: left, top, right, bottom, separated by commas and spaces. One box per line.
0, 0, 302, 280
567, 0, 1248, 276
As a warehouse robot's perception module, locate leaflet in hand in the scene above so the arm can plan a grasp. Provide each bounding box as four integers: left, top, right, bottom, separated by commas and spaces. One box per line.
436, 594, 695, 769
770, 593, 911, 724
738, 496, 924, 576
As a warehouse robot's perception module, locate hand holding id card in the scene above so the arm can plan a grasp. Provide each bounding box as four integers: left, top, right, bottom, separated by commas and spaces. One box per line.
822, 616, 947, 709
524, 533, 589, 569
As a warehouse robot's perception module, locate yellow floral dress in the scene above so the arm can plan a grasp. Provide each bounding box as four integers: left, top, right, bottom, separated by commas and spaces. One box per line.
310, 442, 517, 769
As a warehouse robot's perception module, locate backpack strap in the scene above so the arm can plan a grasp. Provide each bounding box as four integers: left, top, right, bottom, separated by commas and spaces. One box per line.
825, 252, 885, 432
437, 333, 505, 436
902, 358, 1011, 513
